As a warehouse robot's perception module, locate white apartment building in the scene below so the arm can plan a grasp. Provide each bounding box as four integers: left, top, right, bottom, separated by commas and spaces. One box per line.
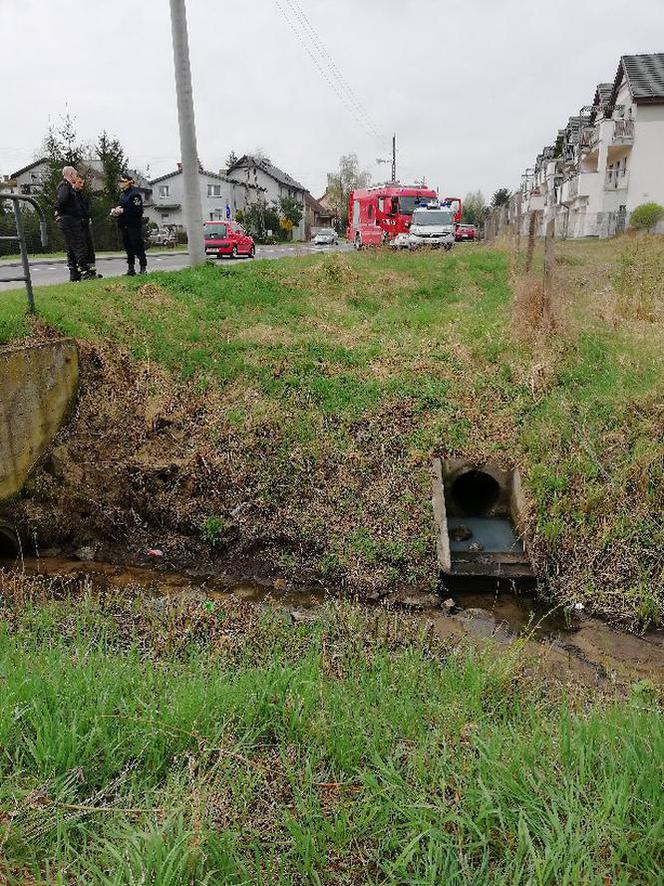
517, 53, 664, 238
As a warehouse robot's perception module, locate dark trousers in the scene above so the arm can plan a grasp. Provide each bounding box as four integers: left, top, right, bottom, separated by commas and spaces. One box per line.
65, 221, 96, 277
121, 225, 146, 269
82, 220, 96, 266
58, 216, 90, 277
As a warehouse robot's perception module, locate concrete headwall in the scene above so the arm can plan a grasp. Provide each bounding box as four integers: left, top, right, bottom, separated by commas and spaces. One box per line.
0, 339, 78, 502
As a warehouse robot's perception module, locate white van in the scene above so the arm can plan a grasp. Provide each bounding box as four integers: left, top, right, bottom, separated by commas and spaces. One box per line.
408, 205, 456, 250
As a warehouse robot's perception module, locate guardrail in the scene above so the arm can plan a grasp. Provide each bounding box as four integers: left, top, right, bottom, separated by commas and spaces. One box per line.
0, 193, 47, 313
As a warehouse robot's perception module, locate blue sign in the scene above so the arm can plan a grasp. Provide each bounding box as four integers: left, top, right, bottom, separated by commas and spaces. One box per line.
225, 204, 231, 219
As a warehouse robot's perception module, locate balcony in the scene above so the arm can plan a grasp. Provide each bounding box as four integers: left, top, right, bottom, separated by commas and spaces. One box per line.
579, 125, 599, 150
613, 119, 634, 143
605, 170, 629, 191
561, 171, 602, 204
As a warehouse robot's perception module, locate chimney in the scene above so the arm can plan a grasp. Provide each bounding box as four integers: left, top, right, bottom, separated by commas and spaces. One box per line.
176, 162, 182, 173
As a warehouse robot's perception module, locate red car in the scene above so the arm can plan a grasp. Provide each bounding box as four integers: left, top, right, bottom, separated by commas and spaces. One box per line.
204, 221, 255, 258
455, 223, 476, 242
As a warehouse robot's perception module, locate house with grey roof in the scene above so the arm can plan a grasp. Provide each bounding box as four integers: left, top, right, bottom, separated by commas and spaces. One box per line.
226, 155, 307, 239
2, 158, 50, 195
145, 164, 260, 230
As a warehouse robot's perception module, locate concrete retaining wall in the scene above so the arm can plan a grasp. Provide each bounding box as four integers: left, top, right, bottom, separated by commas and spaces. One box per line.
0, 339, 78, 502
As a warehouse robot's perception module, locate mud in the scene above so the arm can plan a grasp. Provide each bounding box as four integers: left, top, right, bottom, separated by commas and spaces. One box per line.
5, 556, 664, 688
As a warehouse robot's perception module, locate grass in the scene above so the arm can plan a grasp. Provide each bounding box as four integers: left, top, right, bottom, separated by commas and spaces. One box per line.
1, 242, 662, 621
0, 572, 661, 884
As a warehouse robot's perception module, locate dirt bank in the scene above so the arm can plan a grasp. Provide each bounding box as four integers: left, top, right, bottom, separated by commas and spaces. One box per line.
4, 342, 438, 598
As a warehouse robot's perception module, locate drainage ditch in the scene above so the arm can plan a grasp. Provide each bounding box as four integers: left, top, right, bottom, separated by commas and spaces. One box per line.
0, 525, 20, 559
1, 555, 663, 685
432, 457, 534, 590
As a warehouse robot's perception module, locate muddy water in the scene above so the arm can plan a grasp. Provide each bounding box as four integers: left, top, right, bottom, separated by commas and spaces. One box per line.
4, 556, 664, 686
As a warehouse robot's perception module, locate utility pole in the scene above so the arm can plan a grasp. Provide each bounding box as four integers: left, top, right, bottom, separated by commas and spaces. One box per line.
377, 133, 398, 183
169, 0, 205, 266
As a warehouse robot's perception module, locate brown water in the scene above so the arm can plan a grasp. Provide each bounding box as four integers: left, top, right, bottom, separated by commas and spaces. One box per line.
4, 556, 664, 686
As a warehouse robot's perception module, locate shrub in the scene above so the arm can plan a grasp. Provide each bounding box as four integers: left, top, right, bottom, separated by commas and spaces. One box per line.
629, 202, 664, 232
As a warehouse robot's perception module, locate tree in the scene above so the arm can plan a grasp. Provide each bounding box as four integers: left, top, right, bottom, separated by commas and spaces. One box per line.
39, 113, 86, 211
96, 131, 127, 202
225, 150, 238, 170
491, 188, 511, 208
461, 190, 488, 226
278, 195, 303, 239
326, 153, 371, 231
629, 202, 664, 233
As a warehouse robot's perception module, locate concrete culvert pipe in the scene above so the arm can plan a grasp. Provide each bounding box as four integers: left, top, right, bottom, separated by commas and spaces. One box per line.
0, 525, 20, 559
451, 470, 501, 517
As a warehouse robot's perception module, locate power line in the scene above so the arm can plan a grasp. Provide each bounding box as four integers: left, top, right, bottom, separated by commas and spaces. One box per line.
283, 0, 385, 144
272, 0, 372, 138
272, 0, 382, 144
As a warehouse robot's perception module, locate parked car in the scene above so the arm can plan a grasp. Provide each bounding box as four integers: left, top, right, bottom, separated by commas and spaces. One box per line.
313, 229, 339, 246
455, 223, 476, 242
148, 228, 177, 248
204, 221, 255, 259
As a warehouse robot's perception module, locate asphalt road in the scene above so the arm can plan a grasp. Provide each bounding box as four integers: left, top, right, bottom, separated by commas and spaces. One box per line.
0, 242, 354, 293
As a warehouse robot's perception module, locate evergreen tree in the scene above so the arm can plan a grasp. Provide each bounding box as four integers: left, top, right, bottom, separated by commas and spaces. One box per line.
491, 188, 511, 208
96, 131, 127, 202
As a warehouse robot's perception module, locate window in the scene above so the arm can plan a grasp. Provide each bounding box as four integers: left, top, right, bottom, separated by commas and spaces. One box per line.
207, 184, 222, 197
159, 185, 169, 197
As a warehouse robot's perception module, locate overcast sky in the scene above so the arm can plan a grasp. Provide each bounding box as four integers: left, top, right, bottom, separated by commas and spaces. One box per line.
2, 0, 663, 199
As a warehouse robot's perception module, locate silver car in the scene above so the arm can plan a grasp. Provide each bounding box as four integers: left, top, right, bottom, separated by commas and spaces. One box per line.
313, 229, 339, 246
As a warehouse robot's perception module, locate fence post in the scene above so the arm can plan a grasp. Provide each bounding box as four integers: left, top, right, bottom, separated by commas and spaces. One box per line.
525, 211, 537, 273
543, 218, 555, 329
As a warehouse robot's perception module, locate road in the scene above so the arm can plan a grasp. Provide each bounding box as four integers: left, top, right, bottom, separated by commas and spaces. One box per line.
0, 242, 354, 292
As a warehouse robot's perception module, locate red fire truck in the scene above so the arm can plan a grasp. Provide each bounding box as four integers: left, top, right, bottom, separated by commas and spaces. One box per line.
347, 185, 461, 247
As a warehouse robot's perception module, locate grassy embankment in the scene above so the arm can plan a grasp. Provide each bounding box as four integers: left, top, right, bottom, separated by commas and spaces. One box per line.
0, 571, 661, 884
0, 238, 662, 622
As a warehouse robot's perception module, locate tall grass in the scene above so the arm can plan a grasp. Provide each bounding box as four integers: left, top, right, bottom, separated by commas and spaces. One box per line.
0, 580, 662, 884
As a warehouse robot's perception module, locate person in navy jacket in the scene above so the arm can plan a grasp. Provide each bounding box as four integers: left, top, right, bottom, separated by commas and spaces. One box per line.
111, 172, 147, 275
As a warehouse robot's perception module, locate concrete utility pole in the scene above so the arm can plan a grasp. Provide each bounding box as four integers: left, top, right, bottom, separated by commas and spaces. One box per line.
391, 133, 397, 182
169, 0, 205, 266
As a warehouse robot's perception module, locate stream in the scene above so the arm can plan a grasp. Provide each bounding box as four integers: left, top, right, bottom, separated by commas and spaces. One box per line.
3, 556, 664, 687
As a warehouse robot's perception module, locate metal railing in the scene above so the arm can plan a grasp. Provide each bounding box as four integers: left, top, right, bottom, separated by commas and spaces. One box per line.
0, 193, 47, 313
613, 119, 634, 141
605, 170, 629, 190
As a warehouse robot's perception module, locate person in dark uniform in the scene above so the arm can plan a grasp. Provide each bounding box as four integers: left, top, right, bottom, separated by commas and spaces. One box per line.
112, 173, 146, 275
73, 174, 102, 278
55, 166, 95, 281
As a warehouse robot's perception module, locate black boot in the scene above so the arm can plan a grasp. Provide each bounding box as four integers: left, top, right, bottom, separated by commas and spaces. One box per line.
125, 266, 136, 277
80, 269, 97, 280
69, 272, 82, 282
139, 262, 147, 275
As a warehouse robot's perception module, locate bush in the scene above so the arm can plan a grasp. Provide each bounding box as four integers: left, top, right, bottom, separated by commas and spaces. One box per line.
629, 202, 664, 232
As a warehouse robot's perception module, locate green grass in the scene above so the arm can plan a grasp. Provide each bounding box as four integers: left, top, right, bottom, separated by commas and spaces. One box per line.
0, 577, 661, 884
1, 245, 662, 620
